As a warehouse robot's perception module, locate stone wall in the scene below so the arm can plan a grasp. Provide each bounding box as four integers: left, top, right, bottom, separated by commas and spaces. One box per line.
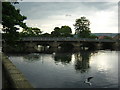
1, 53, 34, 89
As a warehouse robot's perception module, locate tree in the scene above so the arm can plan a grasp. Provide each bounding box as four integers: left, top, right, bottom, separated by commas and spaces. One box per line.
41, 33, 51, 37
51, 26, 72, 37
51, 27, 61, 37
32, 28, 42, 35
74, 16, 91, 38
2, 2, 27, 42
20, 27, 42, 36
89, 34, 98, 39
60, 26, 72, 37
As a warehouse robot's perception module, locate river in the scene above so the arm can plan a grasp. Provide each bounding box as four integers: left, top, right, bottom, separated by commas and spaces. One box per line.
7, 50, 118, 88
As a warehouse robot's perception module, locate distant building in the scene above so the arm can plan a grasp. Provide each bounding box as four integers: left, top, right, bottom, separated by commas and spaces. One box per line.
113, 34, 120, 40
92, 33, 117, 38
98, 36, 106, 39
97, 35, 114, 39
91, 33, 119, 39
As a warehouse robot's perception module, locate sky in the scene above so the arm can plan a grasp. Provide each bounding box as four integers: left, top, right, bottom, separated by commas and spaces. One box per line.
12, 1, 119, 33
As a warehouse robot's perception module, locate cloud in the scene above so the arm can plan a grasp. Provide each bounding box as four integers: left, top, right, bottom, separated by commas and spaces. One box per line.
15, 2, 118, 33
21, 0, 119, 2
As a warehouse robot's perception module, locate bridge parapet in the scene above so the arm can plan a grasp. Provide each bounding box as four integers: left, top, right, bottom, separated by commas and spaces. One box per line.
21, 37, 117, 42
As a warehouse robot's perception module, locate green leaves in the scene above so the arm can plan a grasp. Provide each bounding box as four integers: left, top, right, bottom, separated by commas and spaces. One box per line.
74, 16, 91, 38
2, 2, 27, 42
51, 26, 72, 37
20, 27, 42, 36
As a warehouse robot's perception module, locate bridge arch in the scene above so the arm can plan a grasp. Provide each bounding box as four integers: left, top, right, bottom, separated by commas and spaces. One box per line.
59, 42, 74, 49
36, 43, 51, 51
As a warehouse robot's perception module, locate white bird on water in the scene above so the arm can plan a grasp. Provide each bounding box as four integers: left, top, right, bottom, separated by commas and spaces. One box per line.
84, 77, 93, 86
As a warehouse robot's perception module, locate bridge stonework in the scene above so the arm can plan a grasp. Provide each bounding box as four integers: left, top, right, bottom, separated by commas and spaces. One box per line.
24, 42, 38, 52
72, 42, 81, 49
2, 37, 120, 52
49, 41, 61, 48
95, 43, 103, 50
112, 42, 120, 50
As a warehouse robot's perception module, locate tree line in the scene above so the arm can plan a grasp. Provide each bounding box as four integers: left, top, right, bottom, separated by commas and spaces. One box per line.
2, 2, 98, 43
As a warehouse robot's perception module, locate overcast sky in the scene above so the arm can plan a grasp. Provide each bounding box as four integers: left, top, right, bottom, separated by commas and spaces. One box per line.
14, 1, 118, 34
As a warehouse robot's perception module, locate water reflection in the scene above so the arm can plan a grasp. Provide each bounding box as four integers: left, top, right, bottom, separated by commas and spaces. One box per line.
74, 50, 97, 73
52, 50, 97, 73
74, 53, 89, 73
23, 50, 98, 73
22, 50, 98, 74
8, 50, 118, 88
54, 53, 72, 65
23, 53, 41, 63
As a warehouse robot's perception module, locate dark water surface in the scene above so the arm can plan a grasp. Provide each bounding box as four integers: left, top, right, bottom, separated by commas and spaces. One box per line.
8, 50, 118, 88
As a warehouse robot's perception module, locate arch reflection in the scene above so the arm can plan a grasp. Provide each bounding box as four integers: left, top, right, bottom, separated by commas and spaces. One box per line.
23, 53, 41, 63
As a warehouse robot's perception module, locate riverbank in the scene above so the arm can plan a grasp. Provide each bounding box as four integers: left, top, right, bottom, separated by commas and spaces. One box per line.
1, 53, 34, 89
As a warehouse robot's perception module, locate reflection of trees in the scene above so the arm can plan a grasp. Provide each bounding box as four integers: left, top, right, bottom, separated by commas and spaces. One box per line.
74, 50, 97, 73
23, 53, 40, 63
54, 53, 72, 65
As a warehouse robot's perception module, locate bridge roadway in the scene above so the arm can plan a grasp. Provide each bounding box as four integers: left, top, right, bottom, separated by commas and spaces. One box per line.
21, 37, 117, 43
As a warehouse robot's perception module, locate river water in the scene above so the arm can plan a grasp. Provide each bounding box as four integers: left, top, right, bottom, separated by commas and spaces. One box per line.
7, 50, 118, 88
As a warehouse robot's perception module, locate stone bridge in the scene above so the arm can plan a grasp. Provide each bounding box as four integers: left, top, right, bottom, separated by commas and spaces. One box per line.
21, 37, 117, 42
2, 37, 120, 52
21, 37, 119, 50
